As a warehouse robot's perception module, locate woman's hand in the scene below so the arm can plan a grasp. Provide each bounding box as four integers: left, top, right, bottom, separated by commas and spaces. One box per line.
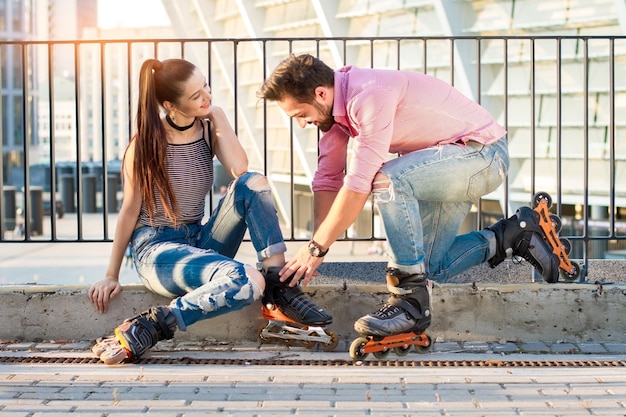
88, 278, 122, 314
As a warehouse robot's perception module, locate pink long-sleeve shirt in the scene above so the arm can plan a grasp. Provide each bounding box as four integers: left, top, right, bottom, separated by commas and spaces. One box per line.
311, 66, 507, 194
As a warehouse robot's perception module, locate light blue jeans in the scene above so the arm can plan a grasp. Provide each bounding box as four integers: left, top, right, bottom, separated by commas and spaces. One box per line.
130, 172, 287, 330
374, 138, 509, 282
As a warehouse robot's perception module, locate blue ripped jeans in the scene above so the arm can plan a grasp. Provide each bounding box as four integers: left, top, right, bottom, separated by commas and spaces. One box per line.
130, 171, 287, 330
374, 138, 509, 282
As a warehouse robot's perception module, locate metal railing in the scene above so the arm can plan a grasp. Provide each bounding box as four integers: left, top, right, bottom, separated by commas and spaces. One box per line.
1, 36, 626, 281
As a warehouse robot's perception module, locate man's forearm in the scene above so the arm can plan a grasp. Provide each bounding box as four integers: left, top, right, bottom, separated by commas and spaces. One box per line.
312, 187, 369, 250
313, 190, 337, 232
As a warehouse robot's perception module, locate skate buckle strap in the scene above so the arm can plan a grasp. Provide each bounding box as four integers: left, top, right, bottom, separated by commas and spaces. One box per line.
388, 284, 415, 296
389, 297, 429, 320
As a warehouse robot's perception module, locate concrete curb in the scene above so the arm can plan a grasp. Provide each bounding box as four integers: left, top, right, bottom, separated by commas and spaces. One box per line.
1, 277, 623, 345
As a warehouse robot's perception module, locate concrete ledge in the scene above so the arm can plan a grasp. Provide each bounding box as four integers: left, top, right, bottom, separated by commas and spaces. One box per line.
1, 262, 624, 345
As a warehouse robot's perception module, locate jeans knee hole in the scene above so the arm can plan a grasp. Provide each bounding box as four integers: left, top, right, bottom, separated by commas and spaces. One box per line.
246, 173, 270, 191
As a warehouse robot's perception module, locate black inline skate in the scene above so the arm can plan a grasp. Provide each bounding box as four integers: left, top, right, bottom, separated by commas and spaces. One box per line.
257, 266, 338, 351
488, 193, 580, 282
92, 306, 177, 365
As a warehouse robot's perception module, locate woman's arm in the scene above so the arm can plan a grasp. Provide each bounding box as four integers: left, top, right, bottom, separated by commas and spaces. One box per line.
208, 106, 248, 178
88, 141, 142, 313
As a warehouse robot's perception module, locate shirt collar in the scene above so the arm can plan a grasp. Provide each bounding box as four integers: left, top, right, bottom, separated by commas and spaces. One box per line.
332, 66, 353, 134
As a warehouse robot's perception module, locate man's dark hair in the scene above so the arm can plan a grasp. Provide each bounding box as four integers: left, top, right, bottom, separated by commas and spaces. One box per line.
257, 54, 335, 103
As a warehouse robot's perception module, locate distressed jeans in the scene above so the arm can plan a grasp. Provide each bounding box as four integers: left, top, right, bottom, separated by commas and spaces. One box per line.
374, 138, 509, 282
130, 172, 287, 330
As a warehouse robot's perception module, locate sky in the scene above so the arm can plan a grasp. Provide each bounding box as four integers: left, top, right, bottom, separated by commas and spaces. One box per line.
97, 0, 171, 29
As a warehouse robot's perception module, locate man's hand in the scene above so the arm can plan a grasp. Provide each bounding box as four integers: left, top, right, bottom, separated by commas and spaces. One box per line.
279, 244, 324, 287
88, 278, 122, 314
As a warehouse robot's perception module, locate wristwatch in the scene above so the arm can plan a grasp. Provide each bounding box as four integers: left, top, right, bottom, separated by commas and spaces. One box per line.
308, 240, 328, 257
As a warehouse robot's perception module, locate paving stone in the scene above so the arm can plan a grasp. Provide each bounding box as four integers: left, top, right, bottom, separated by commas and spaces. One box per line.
520, 341, 551, 353
577, 342, 608, 354
491, 342, 519, 353
549, 342, 578, 353
603, 343, 626, 354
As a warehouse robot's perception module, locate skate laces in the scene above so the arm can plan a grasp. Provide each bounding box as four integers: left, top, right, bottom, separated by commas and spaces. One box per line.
275, 286, 332, 325
370, 303, 404, 319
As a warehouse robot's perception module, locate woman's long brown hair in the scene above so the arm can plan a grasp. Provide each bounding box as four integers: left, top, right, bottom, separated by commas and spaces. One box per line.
130, 58, 196, 226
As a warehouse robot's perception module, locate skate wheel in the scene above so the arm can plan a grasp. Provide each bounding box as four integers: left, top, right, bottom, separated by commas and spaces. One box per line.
349, 337, 369, 361
100, 345, 129, 365
549, 214, 562, 233
280, 338, 295, 347
559, 237, 572, 255
257, 324, 274, 344
91, 336, 117, 357
299, 339, 316, 349
373, 349, 390, 360
533, 192, 552, 209
394, 345, 411, 356
320, 330, 339, 352
414, 335, 433, 354
560, 261, 581, 282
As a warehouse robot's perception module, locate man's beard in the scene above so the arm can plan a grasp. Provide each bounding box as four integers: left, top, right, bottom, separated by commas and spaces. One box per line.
313, 101, 334, 132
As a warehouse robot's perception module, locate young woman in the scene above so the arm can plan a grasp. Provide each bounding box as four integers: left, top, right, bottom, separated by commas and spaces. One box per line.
88, 58, 332, 364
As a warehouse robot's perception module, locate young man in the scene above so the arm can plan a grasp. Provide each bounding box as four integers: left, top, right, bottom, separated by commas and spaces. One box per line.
257, 54, 559, 339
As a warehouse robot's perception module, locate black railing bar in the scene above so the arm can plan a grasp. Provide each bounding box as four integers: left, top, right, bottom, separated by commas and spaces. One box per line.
125, 42, 132, 163
205, 40, 216, 214
100, 42, 110, 239
609, 38, 617, 238
530, 38, 536, 204
476, 38, 484, 229
529, 38, 539, 281
232, 41, 239, 135
503, 38, 510, 218
556, 39, 563, 219
73, 43, 84, 240
581, 38, 590, 278
288, 39, 295, 240
262, 40, 268, 177
422, 38, 427, 74
363, 39, 373, 240
21, 43, 32, 240
47, 43, 58, 240
0, 47, 5, 238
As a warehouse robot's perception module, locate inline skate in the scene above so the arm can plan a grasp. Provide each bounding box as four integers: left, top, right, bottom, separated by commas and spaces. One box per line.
257, 267, 338, 351
487, 192, 580, 282
350, 268, 432, 361
531, 192, 581, 281
92, 306, 177, 365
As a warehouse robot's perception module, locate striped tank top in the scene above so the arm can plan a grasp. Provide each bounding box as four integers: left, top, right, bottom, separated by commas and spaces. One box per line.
137, 120, 214, 227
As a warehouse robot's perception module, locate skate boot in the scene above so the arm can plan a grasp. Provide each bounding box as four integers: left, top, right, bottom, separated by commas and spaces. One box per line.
487, 205, 560, 283
350, 268, 432, 361
257, 266, 337, 351
92, 306, 177, 365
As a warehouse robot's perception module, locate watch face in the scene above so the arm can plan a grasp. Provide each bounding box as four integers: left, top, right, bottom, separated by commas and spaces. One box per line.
308, 241, 326, 257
